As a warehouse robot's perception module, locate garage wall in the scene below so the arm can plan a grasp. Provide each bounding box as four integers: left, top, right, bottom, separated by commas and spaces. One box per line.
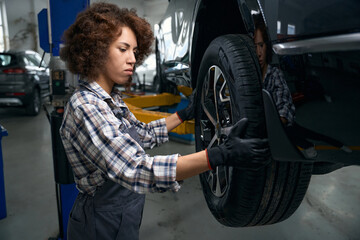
5, 0, 47, 52
4, 0, 168, 54
106, 0, 168, 29
105, 0, 144, 18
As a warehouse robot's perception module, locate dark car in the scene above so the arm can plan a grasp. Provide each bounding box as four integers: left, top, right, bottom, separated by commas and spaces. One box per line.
132, 53, 160, 92
155, 0, 360, 227
0, 50, 50, 115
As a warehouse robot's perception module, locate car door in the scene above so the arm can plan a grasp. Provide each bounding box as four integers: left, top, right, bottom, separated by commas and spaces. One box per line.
25, 53, 50, 98
157, 0, 196, 63
156, 0, 197, 88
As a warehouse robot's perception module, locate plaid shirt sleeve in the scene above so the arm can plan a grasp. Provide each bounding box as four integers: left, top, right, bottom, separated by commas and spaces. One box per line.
60, 91, 180, 195
126, 111, 170, 149
265, 66, 296, 125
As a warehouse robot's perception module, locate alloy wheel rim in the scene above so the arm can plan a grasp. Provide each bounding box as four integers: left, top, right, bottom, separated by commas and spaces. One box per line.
200, 65, 233, 197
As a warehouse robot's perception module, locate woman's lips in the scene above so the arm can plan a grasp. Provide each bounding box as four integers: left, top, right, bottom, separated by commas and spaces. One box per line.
125, 69, 133, 75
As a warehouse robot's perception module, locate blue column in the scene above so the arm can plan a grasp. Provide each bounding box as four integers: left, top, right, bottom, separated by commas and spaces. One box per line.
0, 125, 8, 220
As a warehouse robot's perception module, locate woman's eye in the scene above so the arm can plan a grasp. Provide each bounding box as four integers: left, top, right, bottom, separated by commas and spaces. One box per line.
119, 48, 126, 52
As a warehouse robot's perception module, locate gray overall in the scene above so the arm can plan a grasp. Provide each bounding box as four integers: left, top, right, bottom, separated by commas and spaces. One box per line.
67, 126, 146, 240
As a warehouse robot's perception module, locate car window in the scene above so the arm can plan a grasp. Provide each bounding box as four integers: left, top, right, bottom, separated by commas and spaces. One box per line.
0, 54, 13, 67
31, 52, 47, 68
23, 55, 36, 67
26, 54, 41, 67
144, 54, 156, 68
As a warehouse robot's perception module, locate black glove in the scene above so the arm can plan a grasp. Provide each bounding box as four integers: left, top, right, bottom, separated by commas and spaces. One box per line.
176, 90, 196, 122
206, 118, 270, 170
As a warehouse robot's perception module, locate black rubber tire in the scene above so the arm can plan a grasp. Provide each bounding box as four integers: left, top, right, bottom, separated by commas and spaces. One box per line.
195, 34, 313, 227
26, 89, 41, 116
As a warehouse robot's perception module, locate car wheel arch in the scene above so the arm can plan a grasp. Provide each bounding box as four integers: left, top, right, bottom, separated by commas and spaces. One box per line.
189, 0, 249, 89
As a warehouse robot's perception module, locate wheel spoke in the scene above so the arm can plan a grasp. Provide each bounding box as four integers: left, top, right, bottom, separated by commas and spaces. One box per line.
218, 166, 228, 195
206, 166, 228, 197
202, 68, 217, 127
208, 134, 217, 148
207, 172, 213, 187
202, 98, 217, 127
200, 65, 232, 198
213, 66, 221, 127
219, 80, 230, 103
215, 167, 222, 196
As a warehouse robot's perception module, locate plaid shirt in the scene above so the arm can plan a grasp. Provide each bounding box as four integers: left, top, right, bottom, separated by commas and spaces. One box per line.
60, 80, 180, 196
263, 65, 295, 125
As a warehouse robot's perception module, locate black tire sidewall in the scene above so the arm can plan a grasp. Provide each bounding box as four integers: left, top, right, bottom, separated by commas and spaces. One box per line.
26, 89, 41, 116
195, 34, 267, 227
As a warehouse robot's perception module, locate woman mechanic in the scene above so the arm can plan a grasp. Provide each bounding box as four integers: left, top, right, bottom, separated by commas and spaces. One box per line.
59, 2, 270, 240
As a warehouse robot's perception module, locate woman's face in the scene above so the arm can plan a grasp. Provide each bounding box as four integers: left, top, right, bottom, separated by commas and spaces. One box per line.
99, 26, 138, 91
254, 28, 267, 69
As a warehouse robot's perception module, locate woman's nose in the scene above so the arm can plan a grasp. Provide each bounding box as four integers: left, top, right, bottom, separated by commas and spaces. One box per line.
256, 48, 261, 57
128, 52, 136, 64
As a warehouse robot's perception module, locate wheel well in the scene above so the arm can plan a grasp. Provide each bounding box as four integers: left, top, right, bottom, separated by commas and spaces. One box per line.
191, 0, 248, 88
34, 85, 40, 94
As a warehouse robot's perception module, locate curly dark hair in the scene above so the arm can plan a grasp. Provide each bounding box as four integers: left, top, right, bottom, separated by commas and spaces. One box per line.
60, 2, 154, 80
253, 14, 272, 64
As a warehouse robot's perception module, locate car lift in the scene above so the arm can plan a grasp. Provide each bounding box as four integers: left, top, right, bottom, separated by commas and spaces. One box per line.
38, 1, 193, 240
122, 90, 194, 134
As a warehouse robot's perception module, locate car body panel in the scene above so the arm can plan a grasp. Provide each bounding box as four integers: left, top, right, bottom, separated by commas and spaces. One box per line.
156, 0, 198, 87
157, 0, 360, 66
258, 0, 360, 41
134, 53, 157, 88
156, 0, 360, 166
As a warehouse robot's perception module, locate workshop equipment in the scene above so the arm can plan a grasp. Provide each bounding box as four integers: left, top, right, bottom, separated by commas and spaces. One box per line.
122, 92, 194, 136
38, 1, 89, 240
0, 125, 8, 220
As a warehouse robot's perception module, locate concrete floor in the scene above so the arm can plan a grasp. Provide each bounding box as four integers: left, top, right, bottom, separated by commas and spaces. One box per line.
0, 106, 359, 240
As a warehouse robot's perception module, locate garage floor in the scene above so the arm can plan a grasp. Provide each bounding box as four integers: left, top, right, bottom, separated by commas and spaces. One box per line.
0, 106, 359, 240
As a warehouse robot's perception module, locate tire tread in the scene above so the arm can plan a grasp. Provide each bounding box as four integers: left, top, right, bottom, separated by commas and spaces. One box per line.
196, 34, 313, 227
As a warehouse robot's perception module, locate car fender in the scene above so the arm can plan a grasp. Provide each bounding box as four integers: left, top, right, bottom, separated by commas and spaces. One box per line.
189, 0, 259, 88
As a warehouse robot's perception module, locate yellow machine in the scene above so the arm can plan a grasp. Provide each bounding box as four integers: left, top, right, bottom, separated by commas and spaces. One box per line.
122, 88, 194, 135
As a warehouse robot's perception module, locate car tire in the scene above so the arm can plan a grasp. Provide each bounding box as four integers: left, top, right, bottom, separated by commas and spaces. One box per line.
26, 89, 41, 116
195, 34, 313, 227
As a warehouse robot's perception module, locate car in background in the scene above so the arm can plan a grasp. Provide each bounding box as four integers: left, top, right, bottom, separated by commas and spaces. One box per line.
155, 0, 360, 228
133, 53, 160, 92
0, 50, 50, 116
